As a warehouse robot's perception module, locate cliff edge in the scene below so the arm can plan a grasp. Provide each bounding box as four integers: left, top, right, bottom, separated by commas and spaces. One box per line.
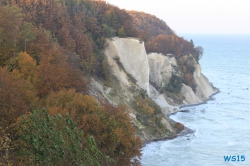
91, 37, 217, 142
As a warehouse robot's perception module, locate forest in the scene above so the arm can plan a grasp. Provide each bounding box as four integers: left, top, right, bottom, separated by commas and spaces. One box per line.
0, 0, 202, 165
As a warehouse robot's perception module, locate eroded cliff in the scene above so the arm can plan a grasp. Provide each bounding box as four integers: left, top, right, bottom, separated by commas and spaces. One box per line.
104, 37, 150, 95
90, 37, 217, 142
148, 53, 179, 88
148, 53, 217, 105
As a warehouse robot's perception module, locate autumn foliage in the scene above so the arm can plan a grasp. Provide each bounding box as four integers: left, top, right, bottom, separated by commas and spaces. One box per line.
0, 0, 204, 164
128, 11, 174, 41
0, 67, 37, 129
0, 2, 142, 165
43, 89, 142, 166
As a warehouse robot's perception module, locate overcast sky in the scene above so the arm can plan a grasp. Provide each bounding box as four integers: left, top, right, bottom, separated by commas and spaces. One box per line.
106, 0, 250, 34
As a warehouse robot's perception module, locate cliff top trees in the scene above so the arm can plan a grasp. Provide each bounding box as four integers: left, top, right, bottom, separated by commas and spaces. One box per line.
193, 46, 204, 62
128, 11, 174, 39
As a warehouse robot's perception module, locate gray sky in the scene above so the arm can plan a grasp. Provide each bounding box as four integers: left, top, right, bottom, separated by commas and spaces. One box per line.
107, 0, 250, 34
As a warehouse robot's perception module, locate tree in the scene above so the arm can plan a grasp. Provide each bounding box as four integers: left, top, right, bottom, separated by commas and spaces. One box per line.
194, 46, 204, 62
190, 39, 194, 48
101, 56, 112, 83
20, 22, 37, 52
0, 5, 24, 66
0, 126, 14, 166
0, 67, 37, 129
35, 48, 87, 97
102, 23, 116, 38
118, 26, 126, 37
57, 25, 76, 52
18, 108, 108, 166
13, 52, 37, 82
165, 74, 183, 93
43, 89, 142, 166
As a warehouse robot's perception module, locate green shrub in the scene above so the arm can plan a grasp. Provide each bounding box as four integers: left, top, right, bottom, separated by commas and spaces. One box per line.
165, 74, 182, 93
18, 108, 110, 166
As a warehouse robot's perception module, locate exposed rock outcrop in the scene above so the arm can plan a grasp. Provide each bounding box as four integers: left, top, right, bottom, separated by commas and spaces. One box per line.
148, 53, 179, 88
96, 37, 217, 142
148, 53, 217, 106
193, 63, 217, 100
105, 37, 150, 95
181, 84, 202, 104
149, 84, 179, 115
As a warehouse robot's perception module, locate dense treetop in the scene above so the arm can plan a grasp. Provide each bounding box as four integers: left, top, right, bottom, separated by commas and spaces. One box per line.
127, 10, 174, 40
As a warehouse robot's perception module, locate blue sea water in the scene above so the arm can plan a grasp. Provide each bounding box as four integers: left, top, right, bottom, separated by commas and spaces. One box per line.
141, 34, 250, 166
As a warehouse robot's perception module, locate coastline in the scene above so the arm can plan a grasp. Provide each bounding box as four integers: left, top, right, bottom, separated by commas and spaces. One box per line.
179, 87, 220, 110
142, 87, 220, 146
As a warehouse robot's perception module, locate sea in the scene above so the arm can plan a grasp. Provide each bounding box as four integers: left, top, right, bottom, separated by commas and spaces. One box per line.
140, 34, 250, 166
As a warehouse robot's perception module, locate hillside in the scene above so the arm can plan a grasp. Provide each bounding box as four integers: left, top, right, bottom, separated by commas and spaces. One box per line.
0, 1, 214, 166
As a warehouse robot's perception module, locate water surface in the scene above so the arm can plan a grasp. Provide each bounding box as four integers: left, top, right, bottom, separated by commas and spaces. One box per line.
141, 34, 250, 166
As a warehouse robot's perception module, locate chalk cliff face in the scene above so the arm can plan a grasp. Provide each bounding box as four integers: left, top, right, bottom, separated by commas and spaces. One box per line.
148, 52, 217, 105
181, 60, 217, 104
149, 84, 179, 115
105, 37, 150, 95
181, 84, 202, 104
99, 37, 217, 142
104, 37, 217, 109
148, 53, 178, 88
193, 63, 217, 100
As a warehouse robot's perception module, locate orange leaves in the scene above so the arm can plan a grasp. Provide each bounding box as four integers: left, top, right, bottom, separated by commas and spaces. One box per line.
44, 89, 98, 118
14, 52, 37, 82
42, 89, 142, 166
0, 67, 37, 129
57, 25, 76, 52
35, 49, 87, 97
100, 103, 142, 165
145, 34, 195, 57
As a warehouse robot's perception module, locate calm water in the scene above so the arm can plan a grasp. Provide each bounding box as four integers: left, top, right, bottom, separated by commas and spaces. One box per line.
141, 34, 250, 166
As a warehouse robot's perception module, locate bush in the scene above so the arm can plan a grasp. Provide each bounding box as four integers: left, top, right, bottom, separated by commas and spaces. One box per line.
175, 122, 184, 132
18, 108, 108, 166
165, 74, 183, 93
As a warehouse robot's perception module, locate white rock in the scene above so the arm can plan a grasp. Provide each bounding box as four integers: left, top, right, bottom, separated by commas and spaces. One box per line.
148, 53, 178, 88
149, 84, 179, 115
181, 84, 202, 104
105, 37, 150, 95
194, 63, 217, 100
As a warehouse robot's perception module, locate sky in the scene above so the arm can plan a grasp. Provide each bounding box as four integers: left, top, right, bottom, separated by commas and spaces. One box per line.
106, 0, 250, 34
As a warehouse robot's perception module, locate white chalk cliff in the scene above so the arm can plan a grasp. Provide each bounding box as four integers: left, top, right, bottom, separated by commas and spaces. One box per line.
193, 63, 217, 100
148, 52, 217, 106
148, 53, 178, 88
104, 37, 150, 95
99, 37, 217, 141
104, 37, 217, 113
